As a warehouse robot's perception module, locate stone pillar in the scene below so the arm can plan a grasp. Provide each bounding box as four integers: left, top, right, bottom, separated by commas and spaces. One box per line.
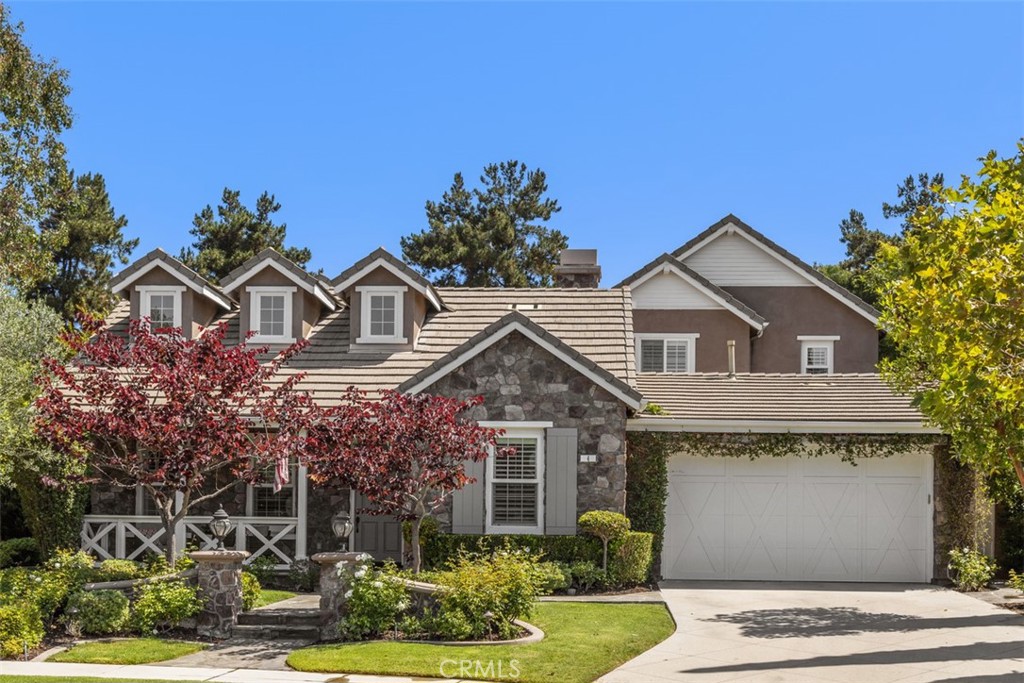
190, 550, 250, 639
312, 551, 364, 640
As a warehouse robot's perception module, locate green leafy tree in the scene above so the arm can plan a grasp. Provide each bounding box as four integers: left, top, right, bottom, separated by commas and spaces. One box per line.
878, 142, 1024, 493
179, 188, 311, 283
0, 2, 73, 289
401, 160, 567, 286
27, 171, 136, 320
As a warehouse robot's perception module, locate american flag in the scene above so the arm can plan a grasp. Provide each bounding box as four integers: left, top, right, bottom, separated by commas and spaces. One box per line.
273, 456, 290, 493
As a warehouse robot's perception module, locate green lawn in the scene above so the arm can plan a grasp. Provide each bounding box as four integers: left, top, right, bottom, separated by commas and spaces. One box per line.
48, 638, 206, 665
253, 589, 296, 608
287, 602, 674, 683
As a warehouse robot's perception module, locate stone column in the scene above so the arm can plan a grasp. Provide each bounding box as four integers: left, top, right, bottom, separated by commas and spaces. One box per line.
190, 550, 250, 639
311, 551, 364, 640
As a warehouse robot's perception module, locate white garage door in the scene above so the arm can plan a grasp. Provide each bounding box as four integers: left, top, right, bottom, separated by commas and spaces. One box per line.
662, 453, 932, 582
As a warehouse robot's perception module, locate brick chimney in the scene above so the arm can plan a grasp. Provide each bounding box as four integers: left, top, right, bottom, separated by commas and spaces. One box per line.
553, 249, 601, 288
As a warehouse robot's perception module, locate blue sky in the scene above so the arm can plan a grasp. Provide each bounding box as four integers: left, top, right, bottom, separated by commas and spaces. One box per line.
11, 2, 1023, 286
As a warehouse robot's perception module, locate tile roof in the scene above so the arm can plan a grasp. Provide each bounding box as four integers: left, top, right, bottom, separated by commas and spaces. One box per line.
108, 248, 233, 309
633, 373, 929, 427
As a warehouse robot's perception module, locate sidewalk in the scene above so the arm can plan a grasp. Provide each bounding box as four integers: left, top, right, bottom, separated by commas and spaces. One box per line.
0, 660, 469, 683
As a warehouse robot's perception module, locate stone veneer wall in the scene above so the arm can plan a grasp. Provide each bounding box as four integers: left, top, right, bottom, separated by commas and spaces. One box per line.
932, 442, 992, 581
427, 330, 629, 522
307, 482, 352, 556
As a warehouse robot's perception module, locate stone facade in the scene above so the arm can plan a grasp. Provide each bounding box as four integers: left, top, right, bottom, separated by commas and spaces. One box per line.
307, 482, 352, 556
312, 551, 364, 640
932, 443, 993, 581
191, 550, 248, 638
428, 330, 629, 519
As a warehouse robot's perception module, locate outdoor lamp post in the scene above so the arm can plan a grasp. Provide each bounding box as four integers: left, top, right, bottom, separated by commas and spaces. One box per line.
209, 505, 232, 550
331, 511, 354, 551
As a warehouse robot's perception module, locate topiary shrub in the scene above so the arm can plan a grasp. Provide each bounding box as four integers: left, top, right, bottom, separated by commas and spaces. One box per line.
0, 538, 39, 569
578, 511, 631, 571
608, 531, 653, 588
422, 533, 602, 570
65, 590, 130, 635
241, 572, 261, 611
94, 559, 143, 582
132, 579, 202, 632
0, 601, 43, 658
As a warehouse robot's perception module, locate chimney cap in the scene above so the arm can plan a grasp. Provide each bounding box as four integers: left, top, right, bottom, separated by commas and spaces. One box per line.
559, 249, 598, 266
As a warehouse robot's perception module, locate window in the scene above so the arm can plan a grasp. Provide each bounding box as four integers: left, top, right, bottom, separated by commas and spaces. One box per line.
798, 335, 840, 374
136, 286, 183, 331
356, 286, 407, 343
635, 334, 698, 373
485, 426, 547, 534
248, 460, 298, 518
248, 287, 295, 343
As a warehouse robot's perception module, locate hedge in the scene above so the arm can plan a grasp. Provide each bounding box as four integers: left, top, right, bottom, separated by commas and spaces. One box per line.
422, 533, 602, 569
0, 537, 39, 569
624, 432, 670, 578
608, 531, 653, 587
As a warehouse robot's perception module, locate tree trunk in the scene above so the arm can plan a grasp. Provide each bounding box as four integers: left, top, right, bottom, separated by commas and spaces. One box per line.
602, 539, 609, 572
163, 516, 177, 567
1012, 456, 1024, 491
410, 516, 422, 574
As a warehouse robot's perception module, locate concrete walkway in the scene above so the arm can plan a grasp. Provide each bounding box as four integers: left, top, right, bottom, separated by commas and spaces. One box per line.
599, 581, 1024, 682
0, 660, 469, 682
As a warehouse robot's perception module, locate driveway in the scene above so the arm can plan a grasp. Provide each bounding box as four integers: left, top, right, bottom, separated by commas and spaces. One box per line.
599, 582, 1024, 683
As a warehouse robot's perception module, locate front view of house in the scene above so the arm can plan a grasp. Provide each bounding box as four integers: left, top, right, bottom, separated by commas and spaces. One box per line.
83, 215, 968, 584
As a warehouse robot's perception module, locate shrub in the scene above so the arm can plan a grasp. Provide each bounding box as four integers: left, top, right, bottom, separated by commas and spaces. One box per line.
0, 538, 39, 569
1008, 568, 1024, 593
65, 590, 130, 635
532, 562, 570, 595
433, 550, 541, 640
94, 559, 143, 583
246, 556, 277, 586
422, 533, 602, 569
287, 559, 319, 593
608, 531, 654, 588
579, 511, 631, 571
0, 601, 43, 658
567, 561, 606, 593
337, 559, 410, 640
132, 579, 202, 632
241, 572, 261, 611
948, 547, 997, 591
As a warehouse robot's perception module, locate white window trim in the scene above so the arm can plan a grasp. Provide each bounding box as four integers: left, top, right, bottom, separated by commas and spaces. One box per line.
136, 285, 184, 330
246, 460, 298, 518
635, 333, 699, 374
248, 286, 296, 344
356, 285, 408, 344
485, 425, 547, 535
798, 335, 839, 374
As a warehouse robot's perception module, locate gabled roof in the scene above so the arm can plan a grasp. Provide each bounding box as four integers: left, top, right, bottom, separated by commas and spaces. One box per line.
220, 248, 337, 311
109, 248, 233, 310
397, 311, 645, 409
330, 248, 443, 311
631, 373, 936, 434
614, 253, 768, 330
672, 214, 880, 323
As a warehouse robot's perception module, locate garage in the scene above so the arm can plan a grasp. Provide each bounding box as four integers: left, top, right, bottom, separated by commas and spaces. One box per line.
661, 452, 933, 582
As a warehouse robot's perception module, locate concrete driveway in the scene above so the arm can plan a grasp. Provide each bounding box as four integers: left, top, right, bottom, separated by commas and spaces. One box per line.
599, 582, 1024, 683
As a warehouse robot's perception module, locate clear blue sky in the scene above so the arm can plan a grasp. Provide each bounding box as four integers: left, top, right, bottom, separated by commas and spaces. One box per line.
11, 1, 1024, 286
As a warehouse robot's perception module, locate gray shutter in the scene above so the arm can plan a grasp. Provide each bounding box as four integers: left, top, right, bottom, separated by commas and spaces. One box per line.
451, 457, 485, 534
545, 428, 578, 535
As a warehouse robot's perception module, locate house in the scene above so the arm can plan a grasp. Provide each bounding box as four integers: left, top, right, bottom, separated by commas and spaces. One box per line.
82, 214, 973, 583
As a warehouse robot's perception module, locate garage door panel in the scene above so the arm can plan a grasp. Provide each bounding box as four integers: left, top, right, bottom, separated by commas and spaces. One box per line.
663, 453, 932, 582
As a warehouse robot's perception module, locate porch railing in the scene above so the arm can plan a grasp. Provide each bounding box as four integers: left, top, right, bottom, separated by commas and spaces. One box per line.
81, 515, 301, 570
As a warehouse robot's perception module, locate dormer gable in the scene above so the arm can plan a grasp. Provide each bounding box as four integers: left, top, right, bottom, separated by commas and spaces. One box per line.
330, 248, 443, 350
220, 248, 337, 345
110, 248, 232, 339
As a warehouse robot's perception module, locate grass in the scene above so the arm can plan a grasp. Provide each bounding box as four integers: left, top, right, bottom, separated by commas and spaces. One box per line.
253, 589, 297, 608
0, 678, 206, 683
48, 638, 206, 665
287, 602, 675, 683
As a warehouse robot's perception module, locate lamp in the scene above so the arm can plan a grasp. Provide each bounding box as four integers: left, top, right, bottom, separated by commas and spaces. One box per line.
209, 505, 232, 550
331, 511, 354, 551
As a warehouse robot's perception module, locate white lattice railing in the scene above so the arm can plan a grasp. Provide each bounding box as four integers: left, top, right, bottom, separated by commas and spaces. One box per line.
81, 515, 300, 570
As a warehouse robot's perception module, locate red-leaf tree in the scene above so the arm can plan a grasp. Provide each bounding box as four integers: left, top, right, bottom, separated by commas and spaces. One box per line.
306, 389, 506, 573
35, 318, 324, 564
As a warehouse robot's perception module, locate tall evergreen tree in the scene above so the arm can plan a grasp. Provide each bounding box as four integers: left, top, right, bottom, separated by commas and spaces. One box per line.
179, 188, 311, 283
401, 161, 567, 287
27, 172, 136, 321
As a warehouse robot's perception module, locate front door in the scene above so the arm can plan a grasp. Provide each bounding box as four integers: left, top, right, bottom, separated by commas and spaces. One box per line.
352, 492, 403, 563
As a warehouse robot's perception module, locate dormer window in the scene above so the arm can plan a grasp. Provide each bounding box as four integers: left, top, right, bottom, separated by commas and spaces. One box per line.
357, 286, 407, 344
249, 287, 295, 344
798, 335, 839, 374
137, 286, 183, 330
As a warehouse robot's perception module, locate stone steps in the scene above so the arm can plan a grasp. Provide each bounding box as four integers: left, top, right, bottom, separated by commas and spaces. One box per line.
231, 624, 321, 641
234, 607, 323, 640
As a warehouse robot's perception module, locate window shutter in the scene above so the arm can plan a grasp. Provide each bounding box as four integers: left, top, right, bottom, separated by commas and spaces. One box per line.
451, 457, 486, 534
545, 428, 578, 535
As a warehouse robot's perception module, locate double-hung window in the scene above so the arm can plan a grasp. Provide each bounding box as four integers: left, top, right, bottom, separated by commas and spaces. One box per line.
356, 286, 407, 343
249, 287, 295, 344
137, 286, 183, 331
248, 460, 298, 518
485, 427, 546, 535
798, 335, 839, 374
635, 334, 698, 373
